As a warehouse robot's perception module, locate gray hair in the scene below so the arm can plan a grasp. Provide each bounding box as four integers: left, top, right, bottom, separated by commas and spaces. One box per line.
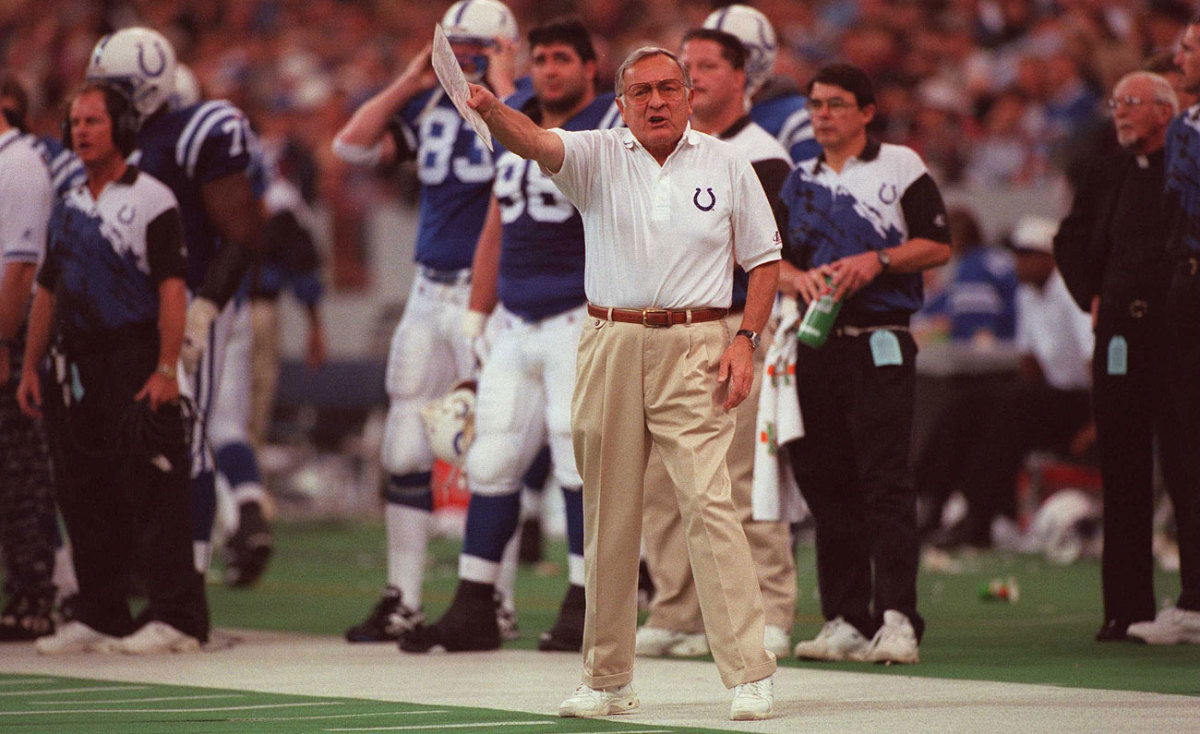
1116, 71, 1179, 114
614, 46, 692, 97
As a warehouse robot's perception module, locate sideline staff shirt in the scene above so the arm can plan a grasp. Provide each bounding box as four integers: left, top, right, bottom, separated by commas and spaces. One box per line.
781, 139, 950, 316
547, 124, 781, 310
40, 167, 186, 345
0, 129, 53, 270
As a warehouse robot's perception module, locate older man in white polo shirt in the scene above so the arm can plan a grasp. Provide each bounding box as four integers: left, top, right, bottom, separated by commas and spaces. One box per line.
466, 46, 780, 721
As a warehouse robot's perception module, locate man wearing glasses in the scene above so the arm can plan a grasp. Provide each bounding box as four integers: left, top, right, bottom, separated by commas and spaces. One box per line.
1054, 71, 1197, 645
464, 46, 780, 721
778, 64, 950, 665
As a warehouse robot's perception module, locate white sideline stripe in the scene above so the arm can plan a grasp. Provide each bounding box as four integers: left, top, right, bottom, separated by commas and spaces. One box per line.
326, 722, 554, 732
234, 711, 449, 723
0, 701, 341, 715
34, 694, 241, 705
559, 730, 672, 734
0, 685, 147, 697
0, 679, 54, 686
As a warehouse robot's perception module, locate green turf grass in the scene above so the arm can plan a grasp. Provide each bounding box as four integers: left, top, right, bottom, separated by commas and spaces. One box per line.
0, 674, 731, 733
207, 520, 1199, 697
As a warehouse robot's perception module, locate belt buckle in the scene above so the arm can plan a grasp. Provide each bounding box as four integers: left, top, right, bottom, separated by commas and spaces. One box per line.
642, 308, 671, 327
1130, 299, 1148, 319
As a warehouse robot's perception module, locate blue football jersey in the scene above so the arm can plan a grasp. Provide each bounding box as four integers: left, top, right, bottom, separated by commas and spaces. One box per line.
134, 100, 264, 291
391, 88, 513, 272
751, 86, 821, 165
1165, 107, 1200, 256
30, 135, 86, 197
492, 93, 621, 321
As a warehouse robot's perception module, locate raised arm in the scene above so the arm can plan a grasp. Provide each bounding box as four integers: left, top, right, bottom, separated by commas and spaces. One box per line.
467, 83, 565, 173
334, 44, 438, 167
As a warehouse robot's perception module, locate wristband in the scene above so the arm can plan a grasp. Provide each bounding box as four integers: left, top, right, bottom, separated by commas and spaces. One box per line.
156, 363, 178, 380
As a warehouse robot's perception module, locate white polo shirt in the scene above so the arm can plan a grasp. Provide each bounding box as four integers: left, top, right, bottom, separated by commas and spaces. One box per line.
0, 129, 53, 271
548, 124, 781, 310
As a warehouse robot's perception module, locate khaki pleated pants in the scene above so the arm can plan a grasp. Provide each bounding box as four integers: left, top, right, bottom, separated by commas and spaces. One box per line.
572, 315, 777, 690
643, 313, 796, 632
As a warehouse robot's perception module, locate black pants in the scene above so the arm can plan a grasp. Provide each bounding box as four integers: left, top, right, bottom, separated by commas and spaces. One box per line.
46, 339, 207, 641
958, 381, 1091, 545
1163, 261, 1200, 611
788, 329, 924, 640
0, 326, 57, 603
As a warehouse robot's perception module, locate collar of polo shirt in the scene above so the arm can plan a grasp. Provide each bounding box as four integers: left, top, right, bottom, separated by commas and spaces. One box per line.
620, 123, 703, 153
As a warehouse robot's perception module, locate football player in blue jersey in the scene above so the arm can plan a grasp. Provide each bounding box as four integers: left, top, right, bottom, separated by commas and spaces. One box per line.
704, 3, 821, 165
400, 17, 620, 654
332, 0, 523, 643
85, 27, 266, 575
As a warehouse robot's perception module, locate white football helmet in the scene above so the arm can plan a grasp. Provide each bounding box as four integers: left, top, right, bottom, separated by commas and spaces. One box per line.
420, 380, 477, 468
1029, 489, 1102, 566
441, 0, 518, 46
703, 4, 778, 94
169, 63, 201, 110
87, 27, 178, 120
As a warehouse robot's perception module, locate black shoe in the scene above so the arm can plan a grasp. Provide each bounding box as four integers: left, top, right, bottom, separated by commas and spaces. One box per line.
399, 580, 500, 653
538, 584, 584, 652
0, 594, 55, 642
345, 586, 425, 642
1095, 619, 1130, 642
518, 517, 543, 565
225, 503, 273, 588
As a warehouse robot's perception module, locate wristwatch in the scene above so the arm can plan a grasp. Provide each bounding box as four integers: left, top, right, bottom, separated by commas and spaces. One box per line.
735, 329, 760, 350
876, 248, 892, 273
156, 363, 178, 380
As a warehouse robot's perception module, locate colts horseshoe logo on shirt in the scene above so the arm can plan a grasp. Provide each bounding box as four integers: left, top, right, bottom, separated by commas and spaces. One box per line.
693, 187, 715, 211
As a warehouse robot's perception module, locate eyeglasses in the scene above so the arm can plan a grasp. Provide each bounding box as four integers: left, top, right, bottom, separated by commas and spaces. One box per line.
624, 80, 688, 104
1106, 95, 1159, 110
806, 97, 857, 113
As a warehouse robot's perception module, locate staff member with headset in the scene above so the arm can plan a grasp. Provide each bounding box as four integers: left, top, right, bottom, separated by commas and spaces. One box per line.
780, 64, 950, 665
17, 83, 207, 655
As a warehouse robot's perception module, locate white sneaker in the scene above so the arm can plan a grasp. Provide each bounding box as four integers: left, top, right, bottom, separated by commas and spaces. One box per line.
634, 626, 709, 657
34, 620, 118, 655
1126, 607, 1200, 645
764, 624, 791, 658
730, 674, 774, 721
558, 683, 639, 717
793, 617, 869, 661
117, 621, 202, 654
865, 610, 919, 664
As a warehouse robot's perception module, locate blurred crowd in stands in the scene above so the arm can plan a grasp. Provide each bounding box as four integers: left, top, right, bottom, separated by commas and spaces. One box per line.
3, 0, 1196, 289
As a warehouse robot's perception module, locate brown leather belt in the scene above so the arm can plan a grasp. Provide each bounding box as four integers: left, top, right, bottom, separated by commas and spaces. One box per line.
587, 303, 727, 327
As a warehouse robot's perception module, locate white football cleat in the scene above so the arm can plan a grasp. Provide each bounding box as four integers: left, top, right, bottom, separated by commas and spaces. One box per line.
730, 674, 774, 721
34, 621, 119, 655
117, 621, 202, 654
793, 616, 870, 661
634, 626, 708, 657
1127, 607, 1200, 645
864, 610, 920, 664
558, 683, 639, 718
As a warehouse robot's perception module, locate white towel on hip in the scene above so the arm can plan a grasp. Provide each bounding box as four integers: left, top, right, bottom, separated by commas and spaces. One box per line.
752, 297, 806, 523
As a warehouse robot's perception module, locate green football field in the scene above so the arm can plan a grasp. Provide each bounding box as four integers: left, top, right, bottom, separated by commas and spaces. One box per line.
204, 520, 1199, 697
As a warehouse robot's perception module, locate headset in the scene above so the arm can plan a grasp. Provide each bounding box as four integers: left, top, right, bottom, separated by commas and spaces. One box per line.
61, 83, 140, 158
